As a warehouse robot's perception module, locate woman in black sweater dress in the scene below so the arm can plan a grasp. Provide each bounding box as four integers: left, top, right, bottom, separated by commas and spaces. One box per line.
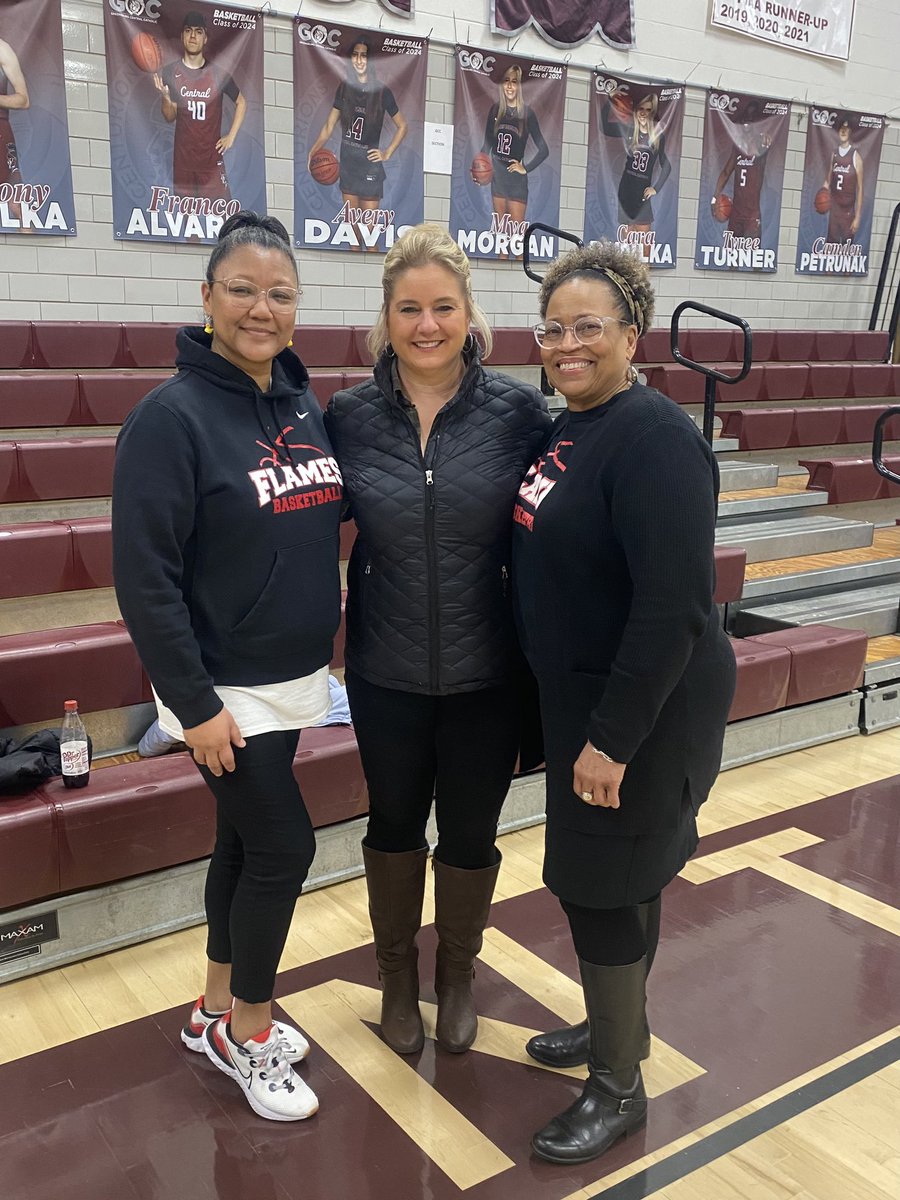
512, 243, 735, 1164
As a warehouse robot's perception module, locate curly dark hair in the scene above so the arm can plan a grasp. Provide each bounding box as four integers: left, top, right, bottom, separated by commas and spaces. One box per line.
538, 241, 655, 336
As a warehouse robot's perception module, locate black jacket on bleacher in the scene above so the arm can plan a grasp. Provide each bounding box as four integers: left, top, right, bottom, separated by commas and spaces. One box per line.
325, 351, 550, 694
112, 327, 342, 730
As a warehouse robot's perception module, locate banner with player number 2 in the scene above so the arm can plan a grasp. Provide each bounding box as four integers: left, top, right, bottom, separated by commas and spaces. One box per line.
103, 0, 266, 244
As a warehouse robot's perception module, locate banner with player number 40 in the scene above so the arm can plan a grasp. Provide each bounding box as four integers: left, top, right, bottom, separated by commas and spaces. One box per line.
710, 0, 856, 61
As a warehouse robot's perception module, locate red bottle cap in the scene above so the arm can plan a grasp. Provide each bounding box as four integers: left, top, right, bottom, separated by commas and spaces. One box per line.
64, 700, 78, 711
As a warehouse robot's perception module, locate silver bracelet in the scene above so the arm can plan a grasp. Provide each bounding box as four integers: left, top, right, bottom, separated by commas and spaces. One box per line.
589, 744, 614, 763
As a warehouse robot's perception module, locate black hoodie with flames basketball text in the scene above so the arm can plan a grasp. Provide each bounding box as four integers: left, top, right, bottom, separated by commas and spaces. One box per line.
112, 327, 342, 730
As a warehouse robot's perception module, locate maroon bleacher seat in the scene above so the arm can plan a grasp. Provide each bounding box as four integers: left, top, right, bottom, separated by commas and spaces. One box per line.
728, 639, 792, 721
0, 521, 73, 600
719, 408, 794, 450
851, 331, 889, 362
0, 623, 146, 727
713, 546, 746, 604
0, 441, 19, 502
745, 625, 866, 705
849, 363, 893, 398
32, 323, 125, 370
298, 326, 359, 368
485, 328, 541, 367
634, 328, 670, 364
308, 372, 344, 410
748, 329, 775, 362
0, 375, 80, 428
807, 363, 852, 400
641, 366, 703, 403
0, 794, 58, 911
682, 328, 738, 363
841, 406, 900, 444
761, 363, 810, 401
79, 373, 168, 425
68, 517, 114, 589
341, 371, 370, 391
799, 455, 900, 503
773, 331, 817, 362
14, 437, 115, 501
788, 407, 844, 448
0, 321, 33, 369
812, 331, 854, 362
122, 323, 180, 368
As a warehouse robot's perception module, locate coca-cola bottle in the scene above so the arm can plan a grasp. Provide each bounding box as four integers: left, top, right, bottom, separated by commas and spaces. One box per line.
60, 700, 90, 788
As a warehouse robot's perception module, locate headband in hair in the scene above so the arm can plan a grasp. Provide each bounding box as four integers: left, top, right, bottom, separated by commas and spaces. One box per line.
590, 267, 642, 334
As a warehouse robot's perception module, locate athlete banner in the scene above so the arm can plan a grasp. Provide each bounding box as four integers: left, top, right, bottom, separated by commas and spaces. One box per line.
710, 1, 855, 61
104, 0, 266, 244
796, 106, 884, 276
492, 1, 634, 48
293, 19, 426, 254
694, 89, 790, 273
449, 46, 566, 262
585, 72, 685, 268
0, 0, 76, 235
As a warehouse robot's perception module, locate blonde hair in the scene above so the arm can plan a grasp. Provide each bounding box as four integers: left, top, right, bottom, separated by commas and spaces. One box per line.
630, 93, 659, 153
497, 65, 525, 125
539, 241, 655, 336
367, 223, 494, 359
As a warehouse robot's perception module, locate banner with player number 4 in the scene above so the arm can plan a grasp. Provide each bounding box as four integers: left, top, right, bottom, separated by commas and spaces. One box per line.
103, 0, 266, 244
710, 0, 856, 61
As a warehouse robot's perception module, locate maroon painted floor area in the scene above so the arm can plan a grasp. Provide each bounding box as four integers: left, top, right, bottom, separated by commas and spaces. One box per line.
2, 777, 898, 1200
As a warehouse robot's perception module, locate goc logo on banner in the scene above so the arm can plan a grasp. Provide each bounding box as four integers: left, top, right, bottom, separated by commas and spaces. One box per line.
297, 23, 342, 48
709, 93, 739, 114
458, 49, 496, 74
811, 109, 837, 126
594, 76, 622, 96
109, 0, 162, 16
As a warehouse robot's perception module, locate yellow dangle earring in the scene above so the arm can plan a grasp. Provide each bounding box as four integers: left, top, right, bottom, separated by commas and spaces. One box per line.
204, 316, 213, 334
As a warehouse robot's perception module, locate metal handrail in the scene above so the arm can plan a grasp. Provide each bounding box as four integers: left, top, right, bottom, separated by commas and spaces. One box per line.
868, 201, 900, 362
872, 406, 900, 485
670, 301, 753, 446
522, 222, 583, 283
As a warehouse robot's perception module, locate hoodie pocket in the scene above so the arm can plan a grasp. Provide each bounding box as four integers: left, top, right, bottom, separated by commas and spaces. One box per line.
230, 536, 339, 661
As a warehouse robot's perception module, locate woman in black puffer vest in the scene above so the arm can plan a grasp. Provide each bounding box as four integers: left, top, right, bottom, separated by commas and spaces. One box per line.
326, 224, 550, 1057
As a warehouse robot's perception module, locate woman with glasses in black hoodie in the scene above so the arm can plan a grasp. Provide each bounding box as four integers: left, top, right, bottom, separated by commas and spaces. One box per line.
113, 212, 341, 1124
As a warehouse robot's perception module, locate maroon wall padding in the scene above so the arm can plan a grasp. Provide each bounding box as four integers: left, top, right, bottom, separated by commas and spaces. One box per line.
851, 331, 889, 362
789, 406, 844, 448
14, 437, 115, 501
713, 546, 746, 604
0, 442, 19, 503
728, 639, 792, 721
813, 330, 854, 362
485, 328, 541, 367
308, 372, 344, 411
745, 625, 867, 705
32, 323, 125, 370
841, 406, 900, 444
339, 518, 357, 561
0, 321, 33, 369
0, 522, 73, 600
79, 373, 169, 425
0, 375, 80, 428
682, 328, 738, 363
68, 517, 114, 589
634, 328, 670, 364
0, 795, 59, 911
297, 326, 359, 368
849, 363, 893, 398
719, 408, 794, 450
773, 330, 817, 362
799, 456, 900, 503
123, 324, 180, 368
807, 363, 852, 400
0, 623, 145, 727
761, 363, 810, 401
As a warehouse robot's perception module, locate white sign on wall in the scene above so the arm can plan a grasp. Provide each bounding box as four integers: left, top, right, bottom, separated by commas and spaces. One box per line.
710, 0, 855, 60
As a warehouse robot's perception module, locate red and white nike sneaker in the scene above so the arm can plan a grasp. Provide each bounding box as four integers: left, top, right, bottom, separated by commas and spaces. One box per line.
203, 1015, 319, 1122
181, 995, 310, 1062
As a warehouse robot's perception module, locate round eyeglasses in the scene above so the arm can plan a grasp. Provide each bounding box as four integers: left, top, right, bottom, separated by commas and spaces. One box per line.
533, 315, 628, 349
211, 278, 301, 313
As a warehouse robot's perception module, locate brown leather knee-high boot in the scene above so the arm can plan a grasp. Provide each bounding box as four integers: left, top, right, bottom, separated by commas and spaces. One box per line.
363, 843, 428, 1054
433, 855, 501, 1053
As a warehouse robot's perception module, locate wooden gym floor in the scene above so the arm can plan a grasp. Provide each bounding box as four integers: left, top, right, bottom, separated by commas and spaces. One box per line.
0, 728, 898, 1200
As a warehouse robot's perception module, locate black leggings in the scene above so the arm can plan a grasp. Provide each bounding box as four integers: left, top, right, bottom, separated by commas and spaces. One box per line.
345, 670, 520, 870
562, 894, 662, 967
198, 729, 315, 1004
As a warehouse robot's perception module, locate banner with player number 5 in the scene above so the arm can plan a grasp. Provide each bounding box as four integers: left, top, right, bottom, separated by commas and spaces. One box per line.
795, 105, 884, 276
694, 89, 790, 274
0, 0, 76, 235
103, 0, 266, 244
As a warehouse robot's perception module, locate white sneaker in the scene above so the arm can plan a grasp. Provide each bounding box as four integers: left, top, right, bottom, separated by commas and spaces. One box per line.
181, 995, 310, 1062
203, 1017, 319, 1122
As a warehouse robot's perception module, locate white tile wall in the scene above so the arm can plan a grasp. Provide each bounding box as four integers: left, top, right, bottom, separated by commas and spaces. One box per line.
0, 0, 897, 332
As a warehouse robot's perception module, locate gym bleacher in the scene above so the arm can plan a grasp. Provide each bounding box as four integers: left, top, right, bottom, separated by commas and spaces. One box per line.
1, 318, 898, 980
